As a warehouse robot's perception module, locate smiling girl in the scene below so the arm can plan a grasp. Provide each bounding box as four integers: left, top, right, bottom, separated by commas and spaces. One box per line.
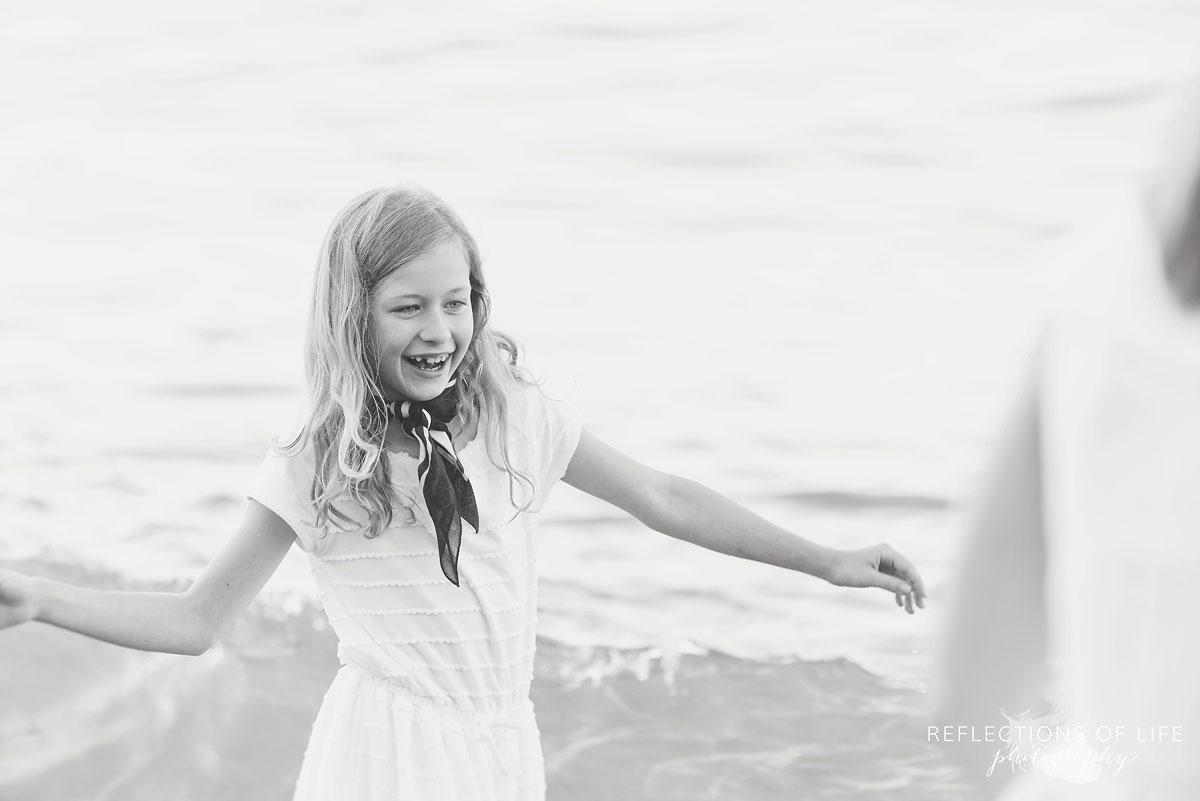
0, 184, 926, 800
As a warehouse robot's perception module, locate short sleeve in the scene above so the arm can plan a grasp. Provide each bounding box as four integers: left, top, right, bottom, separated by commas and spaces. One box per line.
516, 383, 583, 514
246, 443, 327, 554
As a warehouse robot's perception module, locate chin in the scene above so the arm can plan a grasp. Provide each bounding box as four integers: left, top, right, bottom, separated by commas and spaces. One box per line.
385, 357, 464, 403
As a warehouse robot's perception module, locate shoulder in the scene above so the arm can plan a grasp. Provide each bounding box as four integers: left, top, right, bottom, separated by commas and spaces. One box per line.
499, 377, 581, 450
249, 401, 316, 482
503, 376, 548, 410
492, 376, 584, 511
505, 375, 578, 418
257, 431, 317, 485
245, 432, 329, 553
248, 426, 326, 516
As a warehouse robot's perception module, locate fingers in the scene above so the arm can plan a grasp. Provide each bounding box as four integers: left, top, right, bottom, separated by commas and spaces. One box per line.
872, 544, 927, 613
891, 590, 921, 614
881, 547, 928, 610
838, 543, 929, 613
892, 590, 916, 614
877, 574, 912, 596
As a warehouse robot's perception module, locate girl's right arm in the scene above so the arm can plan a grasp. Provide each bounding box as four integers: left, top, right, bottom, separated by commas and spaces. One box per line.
0, 500, 297, 656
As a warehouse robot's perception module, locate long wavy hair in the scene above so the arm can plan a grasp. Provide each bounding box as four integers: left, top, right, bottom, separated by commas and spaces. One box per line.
1150, 75, 1200, 307
278, 184, 537, 545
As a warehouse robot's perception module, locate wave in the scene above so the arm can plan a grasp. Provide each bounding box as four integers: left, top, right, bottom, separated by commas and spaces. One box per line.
0, 555, 963, 800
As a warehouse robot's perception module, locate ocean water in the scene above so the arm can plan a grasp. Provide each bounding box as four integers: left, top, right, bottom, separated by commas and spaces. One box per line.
3, 1, 1200, 798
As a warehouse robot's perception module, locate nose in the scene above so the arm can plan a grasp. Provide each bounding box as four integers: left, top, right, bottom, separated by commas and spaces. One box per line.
418, 308, 452, 344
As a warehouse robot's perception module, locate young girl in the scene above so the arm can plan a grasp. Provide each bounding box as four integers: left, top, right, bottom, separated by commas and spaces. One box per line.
0, 184, 927, 800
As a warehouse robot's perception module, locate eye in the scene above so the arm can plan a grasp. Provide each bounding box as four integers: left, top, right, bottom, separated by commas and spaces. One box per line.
391, 304, 419, 314
445, 299, 468, 311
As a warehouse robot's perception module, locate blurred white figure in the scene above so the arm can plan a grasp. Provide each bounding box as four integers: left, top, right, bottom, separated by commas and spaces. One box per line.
934, 78, 1200, 800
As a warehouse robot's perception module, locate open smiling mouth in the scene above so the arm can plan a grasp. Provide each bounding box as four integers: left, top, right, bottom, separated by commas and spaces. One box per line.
403, 353, 451, 373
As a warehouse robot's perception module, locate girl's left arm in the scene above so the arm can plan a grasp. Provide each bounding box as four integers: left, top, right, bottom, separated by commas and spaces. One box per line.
561, 429, 927, 613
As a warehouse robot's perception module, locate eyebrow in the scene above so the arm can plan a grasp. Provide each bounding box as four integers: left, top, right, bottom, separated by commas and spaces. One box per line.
382, 287, 471, 301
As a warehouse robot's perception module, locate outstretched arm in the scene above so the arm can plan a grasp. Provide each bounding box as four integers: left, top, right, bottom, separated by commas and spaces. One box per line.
0, 500, 296, 655
561, 429, 927, 611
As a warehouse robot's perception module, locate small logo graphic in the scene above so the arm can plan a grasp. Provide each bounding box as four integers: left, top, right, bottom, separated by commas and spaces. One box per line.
985, 708, 1138, 782
991, 708, 1102, 782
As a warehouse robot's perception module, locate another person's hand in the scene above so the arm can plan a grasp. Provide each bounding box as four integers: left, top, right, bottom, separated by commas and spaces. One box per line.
826, 545, 928, 614
0, 568, 39, 629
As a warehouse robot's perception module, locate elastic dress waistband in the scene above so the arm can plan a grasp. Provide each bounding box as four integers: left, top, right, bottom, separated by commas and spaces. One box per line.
339, 662, 535, 776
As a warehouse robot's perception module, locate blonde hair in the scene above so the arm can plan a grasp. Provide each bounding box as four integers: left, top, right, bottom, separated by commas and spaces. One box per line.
279, 184, 537, 543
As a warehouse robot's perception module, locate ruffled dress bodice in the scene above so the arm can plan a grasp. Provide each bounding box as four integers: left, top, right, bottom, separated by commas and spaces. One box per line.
249, 382, 581, 716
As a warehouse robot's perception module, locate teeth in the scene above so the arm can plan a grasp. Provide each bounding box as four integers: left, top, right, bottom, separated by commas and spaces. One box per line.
408, 353, 449, 369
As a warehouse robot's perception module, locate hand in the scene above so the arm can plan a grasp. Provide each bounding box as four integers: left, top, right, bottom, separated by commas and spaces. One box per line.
825, 544, 928, 614
0, 568, 40, 629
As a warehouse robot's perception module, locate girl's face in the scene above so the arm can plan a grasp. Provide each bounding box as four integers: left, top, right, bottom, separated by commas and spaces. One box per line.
371, 239, 475, 403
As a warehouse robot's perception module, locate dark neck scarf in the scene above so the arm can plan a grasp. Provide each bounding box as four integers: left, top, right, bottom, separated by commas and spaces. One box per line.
386, 383, 479, 587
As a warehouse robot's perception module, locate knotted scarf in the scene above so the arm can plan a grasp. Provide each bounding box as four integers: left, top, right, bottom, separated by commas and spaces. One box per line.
386, 384, 479, 587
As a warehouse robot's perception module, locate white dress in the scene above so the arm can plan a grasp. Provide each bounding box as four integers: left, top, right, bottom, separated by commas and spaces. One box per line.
247, 381, 581, 801
998, 201, 1200, 800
